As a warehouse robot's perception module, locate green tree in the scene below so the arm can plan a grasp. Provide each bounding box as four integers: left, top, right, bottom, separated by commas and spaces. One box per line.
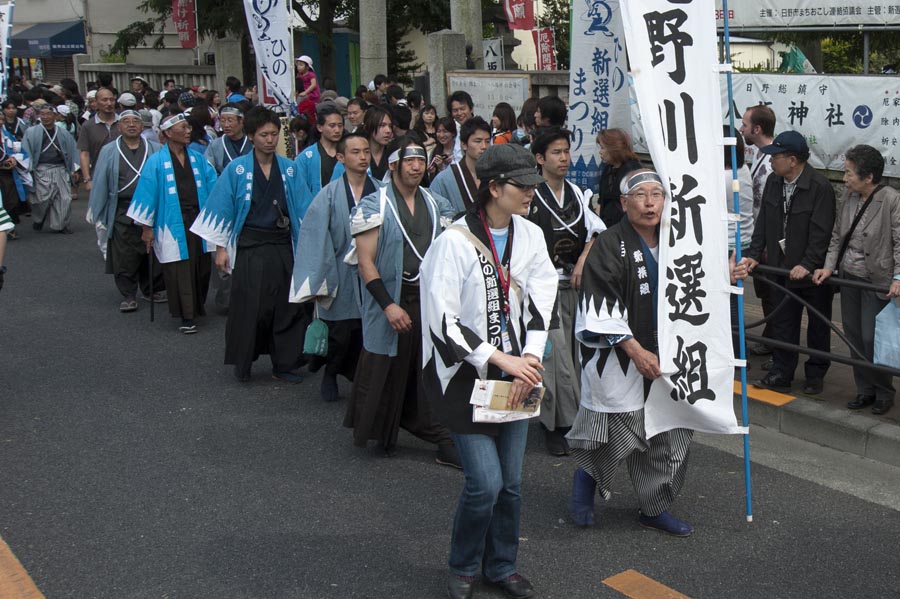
112, 0, 354, 83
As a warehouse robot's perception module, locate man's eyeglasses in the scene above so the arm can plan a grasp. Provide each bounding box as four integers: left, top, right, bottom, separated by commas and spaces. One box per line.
626, 190, 665, 201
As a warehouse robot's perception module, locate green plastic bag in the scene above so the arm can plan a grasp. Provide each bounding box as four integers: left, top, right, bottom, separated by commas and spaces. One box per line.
304, 304, 329, 357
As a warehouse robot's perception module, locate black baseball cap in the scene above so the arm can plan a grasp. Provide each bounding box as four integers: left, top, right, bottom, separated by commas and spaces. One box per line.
761, 130, 808, 155
475, 143, 545, 186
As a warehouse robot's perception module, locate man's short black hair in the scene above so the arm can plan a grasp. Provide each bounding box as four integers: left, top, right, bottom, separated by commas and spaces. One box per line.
537, 96, 567, 127
348, 98, 368, 111
337, 132, 368, 155
243, 106, 282, 136
392, 105, 412, 131
374, 74, 388, 87
225, 76, 242, 93
531, 127, 571, 157
316, 104, 342, 126
460, 116, 491, 144
386, 85, 405, 101
446, 90, 474, 114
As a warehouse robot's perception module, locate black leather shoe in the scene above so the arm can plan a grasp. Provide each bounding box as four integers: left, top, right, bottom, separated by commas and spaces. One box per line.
802, 379, 824, 395
544, 428, 570, 456
847, 395, 875, 410
447, 574, 476, 599
488, 574, 536, 598
755, 373, 791, 392
872, 399, 894, 415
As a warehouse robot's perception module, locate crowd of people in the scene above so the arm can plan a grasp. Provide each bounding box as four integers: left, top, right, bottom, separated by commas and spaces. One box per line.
0, 58, 896, 599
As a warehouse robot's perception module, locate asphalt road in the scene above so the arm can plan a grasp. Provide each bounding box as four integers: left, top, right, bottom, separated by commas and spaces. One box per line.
2, 202, 899, 599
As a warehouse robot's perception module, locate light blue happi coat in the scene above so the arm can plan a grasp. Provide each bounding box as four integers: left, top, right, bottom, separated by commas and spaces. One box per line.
22, 122, 77, 172
190, 152, 306, 269
294, 143, 345, 202
87, 137, 162, 237
429, 163, 471, 215
127, 145, 218, 264
1, 126, 31, 201
349, 183, 456, 356
290, 173, 381, 321
204, 134, 252, 174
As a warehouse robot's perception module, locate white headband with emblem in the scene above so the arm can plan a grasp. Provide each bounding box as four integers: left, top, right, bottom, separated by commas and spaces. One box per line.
620, 170, 665, 195
388, 145, 427, 164
160, 113, 187, 131
118, 109, 142, 120
219, 106, 242, 117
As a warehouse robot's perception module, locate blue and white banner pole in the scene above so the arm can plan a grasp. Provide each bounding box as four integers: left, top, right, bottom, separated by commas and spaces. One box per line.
721, 0, 754, 523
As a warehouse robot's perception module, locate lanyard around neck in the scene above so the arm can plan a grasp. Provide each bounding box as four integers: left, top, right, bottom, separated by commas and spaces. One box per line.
478, 210, 513, 314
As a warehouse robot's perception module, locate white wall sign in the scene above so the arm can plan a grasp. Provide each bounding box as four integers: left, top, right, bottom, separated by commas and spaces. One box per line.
446, 73, 531, 119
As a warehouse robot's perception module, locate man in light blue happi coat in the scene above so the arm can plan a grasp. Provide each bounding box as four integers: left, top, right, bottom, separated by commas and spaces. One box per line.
128, 112, 218, 334
344, 135, 460, 468
294, 104, 345, 202
290, 132, 380, 401
192, 106, 309, 383
22, 104, 79, 233
87, 110, 163, 313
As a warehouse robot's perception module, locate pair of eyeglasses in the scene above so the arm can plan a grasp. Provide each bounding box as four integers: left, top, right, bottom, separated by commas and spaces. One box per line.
503, 180, 536, 192
627, 191, 666, 201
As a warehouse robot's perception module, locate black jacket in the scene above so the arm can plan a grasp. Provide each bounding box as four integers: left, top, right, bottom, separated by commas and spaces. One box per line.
748, 162, 835, 287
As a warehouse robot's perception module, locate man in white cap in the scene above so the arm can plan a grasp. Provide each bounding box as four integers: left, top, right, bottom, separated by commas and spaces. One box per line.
87, 109, 163, 311
22, 104, 79, 233
118, 93, 138, 109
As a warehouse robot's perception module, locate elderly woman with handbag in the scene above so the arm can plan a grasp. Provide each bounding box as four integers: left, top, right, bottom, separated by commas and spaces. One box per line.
812, 144, 900, 415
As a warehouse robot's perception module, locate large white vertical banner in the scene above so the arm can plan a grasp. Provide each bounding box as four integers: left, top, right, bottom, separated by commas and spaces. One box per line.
620, 0, 743, 437
567, 0, 630, 192
0, 2, 13, 101
244, 0, 294, 110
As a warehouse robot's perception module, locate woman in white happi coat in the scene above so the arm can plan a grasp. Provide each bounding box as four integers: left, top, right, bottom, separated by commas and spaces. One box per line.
421, 144, 556, 599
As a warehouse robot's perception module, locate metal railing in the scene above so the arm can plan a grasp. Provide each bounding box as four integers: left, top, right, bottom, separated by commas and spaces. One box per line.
745, 263, 900, 378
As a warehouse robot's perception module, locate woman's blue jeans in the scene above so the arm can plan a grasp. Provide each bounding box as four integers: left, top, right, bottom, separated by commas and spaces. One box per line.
448, 419, 529, 581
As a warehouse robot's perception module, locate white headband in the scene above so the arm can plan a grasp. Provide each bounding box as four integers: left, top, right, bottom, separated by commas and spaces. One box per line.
118, 109, 142, 120
388, 145, 427, 164
160, 113, 187, 131
219, 106, 242, 117
620, 170, 664, 195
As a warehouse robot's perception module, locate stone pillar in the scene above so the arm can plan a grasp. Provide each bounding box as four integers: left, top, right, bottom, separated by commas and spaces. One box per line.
428, 30, 466, 117
213, 37, 243, 94
451, 0, 483, 69
360, 0, 388, 86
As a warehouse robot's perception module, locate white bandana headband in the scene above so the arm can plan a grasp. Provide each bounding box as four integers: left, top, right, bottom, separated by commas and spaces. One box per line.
388, 145, 427, 164
118, 109, 142, 120
219, 106, 242, 117
160, 113, 187, 131
620, 170, 665, 195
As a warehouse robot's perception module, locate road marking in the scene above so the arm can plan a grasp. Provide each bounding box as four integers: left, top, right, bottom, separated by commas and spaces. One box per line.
603, 569, 692, 599
734, 380, 795, 406
0, 535, 45, 599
